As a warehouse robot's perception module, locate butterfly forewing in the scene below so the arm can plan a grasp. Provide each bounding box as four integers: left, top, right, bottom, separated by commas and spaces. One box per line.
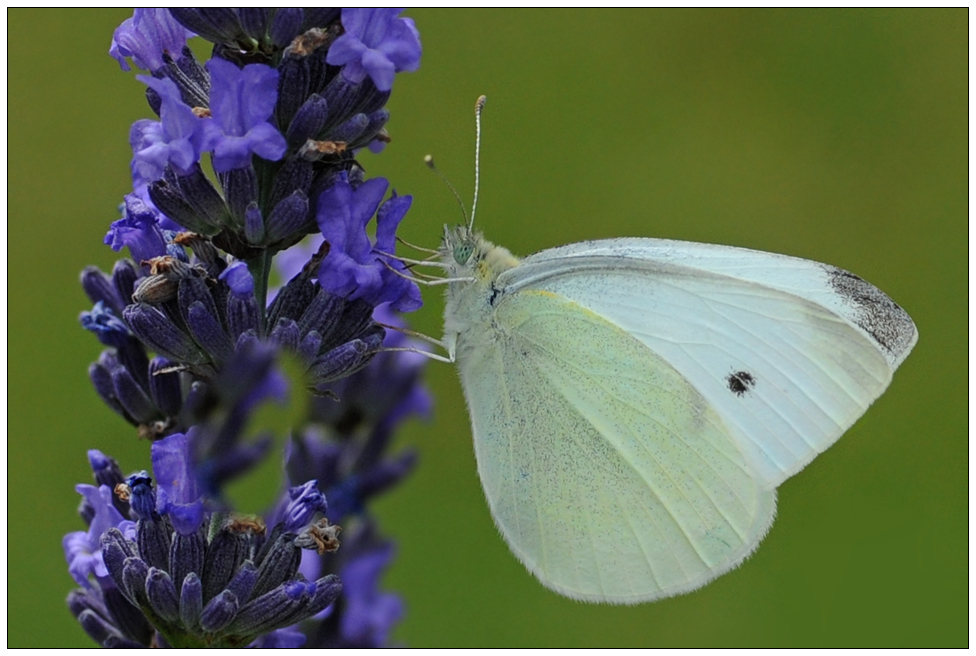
500, 239, 917, 486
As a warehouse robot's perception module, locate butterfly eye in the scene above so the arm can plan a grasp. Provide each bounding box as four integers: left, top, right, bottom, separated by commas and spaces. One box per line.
453, 242, 475, 265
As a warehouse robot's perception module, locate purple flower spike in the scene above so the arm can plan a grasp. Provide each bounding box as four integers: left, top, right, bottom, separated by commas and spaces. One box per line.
104, 194, 169, 263
131, 76, 207, 182
72, 8, 428, 646
110, 8, 194, 73
152, 431, 204, 535
204, 58, 287, 172
316, 174, 422, 312
327, 9, 421, 92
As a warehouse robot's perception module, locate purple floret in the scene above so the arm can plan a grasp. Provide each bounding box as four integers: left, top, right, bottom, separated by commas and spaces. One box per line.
131, 75, 207, 182
151, 431, 204, 536
104, 194, 169, 263
203, 58, 287, 172
316, 173, 422, 312
219, 261, 255, 296
327, 9, 421, 92
110, 8, 193, 73
63, 485, 134, 588
340, 544, 404, 647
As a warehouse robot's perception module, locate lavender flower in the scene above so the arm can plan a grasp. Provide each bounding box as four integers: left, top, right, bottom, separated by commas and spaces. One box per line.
327, 9, 422, 92
65, 445, 342, 648
71, 7, 427, 647
168, 9, 342, 53
317, 173, 422, 312
267, 481, 330, 533
300, 520, 404, 648
64, 483, 135, 588
204, 58, 287, 173
282, 306, 429, 646
110, 8, 194, 73
110, 9, 422, 258
80, 298, 184, 438
338, 542, 403, 647
167, 9, 250, 50
109, 242, 387, 385
218, 260, 253, 295
131, 76, 209, 182
104, 194, 170, 264
152, 433, 206, 535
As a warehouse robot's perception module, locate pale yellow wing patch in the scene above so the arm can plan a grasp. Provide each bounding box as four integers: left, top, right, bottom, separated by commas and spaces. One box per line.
457, 290, 776, 603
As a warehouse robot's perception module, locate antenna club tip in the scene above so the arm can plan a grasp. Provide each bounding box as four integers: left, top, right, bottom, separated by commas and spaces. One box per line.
476, 95, 487, 112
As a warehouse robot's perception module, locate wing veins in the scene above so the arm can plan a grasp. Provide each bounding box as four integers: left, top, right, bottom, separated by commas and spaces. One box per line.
698, 293, 877, 434
517, 331, 748, 566
492, 346, 528, 561
495, 349, 553, 582
518, 325, 757, 526
606, 288, 865, 457
611, 491, 659, 597
545, 375, 698, 582
532, 288, 837, 476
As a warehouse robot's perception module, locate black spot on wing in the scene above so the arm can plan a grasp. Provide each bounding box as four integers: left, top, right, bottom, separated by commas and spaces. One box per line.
824, 265, 916, 359
726, 371, 756, 397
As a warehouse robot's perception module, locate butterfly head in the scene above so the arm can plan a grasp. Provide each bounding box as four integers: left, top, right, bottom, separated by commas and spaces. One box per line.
440, 224, 519, 283
441, 224, 478, 265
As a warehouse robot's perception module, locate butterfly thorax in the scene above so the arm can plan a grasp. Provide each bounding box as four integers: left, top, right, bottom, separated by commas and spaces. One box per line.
440, 225, 520, 361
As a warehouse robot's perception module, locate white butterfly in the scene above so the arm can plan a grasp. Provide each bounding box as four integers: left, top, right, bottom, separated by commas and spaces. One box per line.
435, 227, 915, 604
406, 97, 917, 604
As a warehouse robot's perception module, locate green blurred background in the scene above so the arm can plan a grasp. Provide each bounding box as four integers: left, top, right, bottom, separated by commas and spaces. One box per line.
9, 9, 966, 647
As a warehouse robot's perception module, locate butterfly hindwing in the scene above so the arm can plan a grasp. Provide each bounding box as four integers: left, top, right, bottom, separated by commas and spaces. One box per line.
457, 287, 776, 603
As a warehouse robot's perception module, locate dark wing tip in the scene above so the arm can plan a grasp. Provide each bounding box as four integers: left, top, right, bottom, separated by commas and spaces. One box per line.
825, 266, 918, 367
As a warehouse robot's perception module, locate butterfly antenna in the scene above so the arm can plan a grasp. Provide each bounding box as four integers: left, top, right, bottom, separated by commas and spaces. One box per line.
469, 95, 488, 231
424, 155, 468, 225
